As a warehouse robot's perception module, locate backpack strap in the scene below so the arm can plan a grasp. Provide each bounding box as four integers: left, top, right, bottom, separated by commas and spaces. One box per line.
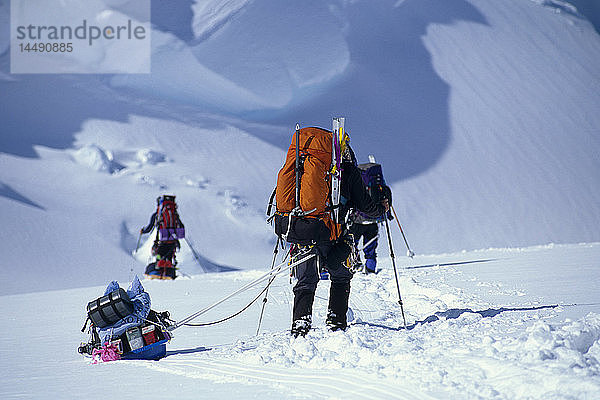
266, 187, 277, 219
154, 208, 161, 242
81, 316, 90, 332
94, 298, 111, 326
155, 202, 163, 229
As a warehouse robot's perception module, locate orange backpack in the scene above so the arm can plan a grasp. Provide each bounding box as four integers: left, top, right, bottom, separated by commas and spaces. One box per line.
273, 126, 341, 244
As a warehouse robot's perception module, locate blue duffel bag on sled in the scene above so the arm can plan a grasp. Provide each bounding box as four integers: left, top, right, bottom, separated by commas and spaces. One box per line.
79, 276, 172, 362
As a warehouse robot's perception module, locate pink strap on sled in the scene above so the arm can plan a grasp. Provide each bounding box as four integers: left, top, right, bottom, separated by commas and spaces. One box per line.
92, 342, 121, 364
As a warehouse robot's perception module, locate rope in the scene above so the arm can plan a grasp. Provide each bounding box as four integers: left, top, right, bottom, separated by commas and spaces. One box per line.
182, 275, 277, 327
168, 252, 315, 331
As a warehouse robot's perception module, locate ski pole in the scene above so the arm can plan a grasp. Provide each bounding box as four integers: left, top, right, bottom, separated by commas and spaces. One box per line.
390, 205, 415, 258
134, 232, 143, 254
256, 238, 281, 335
185, 237, 207, 273
358, 234, 379, 252
383, 218, 408, 330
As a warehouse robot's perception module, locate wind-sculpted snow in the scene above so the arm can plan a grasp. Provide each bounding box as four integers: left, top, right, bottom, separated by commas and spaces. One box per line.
2, 0, 600, 260
71, 144, 124, 174
109, 30, 276, 112
110, 2, 350, 111
189, 2, 350, 107
191, 0, 252, 41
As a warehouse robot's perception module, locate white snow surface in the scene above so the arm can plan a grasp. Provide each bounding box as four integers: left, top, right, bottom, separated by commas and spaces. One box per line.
2, 244, 600, 399
1, 0, 600, 398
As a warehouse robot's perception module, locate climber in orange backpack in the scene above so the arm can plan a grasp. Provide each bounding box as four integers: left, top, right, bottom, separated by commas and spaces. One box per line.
140, 195, 185, 280
272, 120, 389, 337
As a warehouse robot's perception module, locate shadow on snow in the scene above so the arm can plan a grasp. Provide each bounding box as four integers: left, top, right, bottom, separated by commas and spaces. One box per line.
0, 182, 45, 210
247, 0, 489, 182
356, 304, 560, 331
165, 345, 211, 357
404, 258, 497, 270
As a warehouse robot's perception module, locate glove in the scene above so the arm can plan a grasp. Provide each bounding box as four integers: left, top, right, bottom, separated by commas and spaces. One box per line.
380, 198, 390, 213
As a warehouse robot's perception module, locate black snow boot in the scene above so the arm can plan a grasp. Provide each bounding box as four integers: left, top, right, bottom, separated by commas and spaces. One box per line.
291, 315, 312, 338
291, 291, 315, 337
326, 282, 350, 331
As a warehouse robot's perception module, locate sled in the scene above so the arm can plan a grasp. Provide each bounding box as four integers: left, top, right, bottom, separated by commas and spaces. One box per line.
121, 331, 171, 360
145, 261, 177, 280
79, 310, 173, 362
144, 273, 175, 281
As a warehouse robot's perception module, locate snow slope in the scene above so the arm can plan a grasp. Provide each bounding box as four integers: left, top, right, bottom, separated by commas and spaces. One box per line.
2, 0, 600, 291
1, 0, 600, 398
2, 244, 599, 399
1, 116, 281, 295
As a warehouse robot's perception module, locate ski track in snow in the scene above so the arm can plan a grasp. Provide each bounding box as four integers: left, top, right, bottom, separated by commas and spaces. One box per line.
143, 358, 428, 400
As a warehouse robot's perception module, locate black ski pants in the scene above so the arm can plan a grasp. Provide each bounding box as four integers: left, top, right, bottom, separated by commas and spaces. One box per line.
292, 240, 353, 324
152, 240, 179, 262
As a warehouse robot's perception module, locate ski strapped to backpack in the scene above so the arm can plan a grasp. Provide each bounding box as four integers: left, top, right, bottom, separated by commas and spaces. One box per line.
270, 119, 346, 245
331, 117, 344, 222
155, 195, 185, 241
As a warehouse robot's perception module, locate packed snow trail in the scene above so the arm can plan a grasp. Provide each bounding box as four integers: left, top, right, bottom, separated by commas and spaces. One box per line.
1, 244, 599, 399
132, 245, 600, 399
143, 357, 433, 400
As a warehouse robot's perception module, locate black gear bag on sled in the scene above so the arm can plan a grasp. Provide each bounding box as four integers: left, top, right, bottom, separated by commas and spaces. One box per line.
87, 288, 134, 329
79, 310, 173, 361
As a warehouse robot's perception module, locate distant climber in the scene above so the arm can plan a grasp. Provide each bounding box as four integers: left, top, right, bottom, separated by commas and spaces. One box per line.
349, 158, 393, 274
140, 195, 185, 280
